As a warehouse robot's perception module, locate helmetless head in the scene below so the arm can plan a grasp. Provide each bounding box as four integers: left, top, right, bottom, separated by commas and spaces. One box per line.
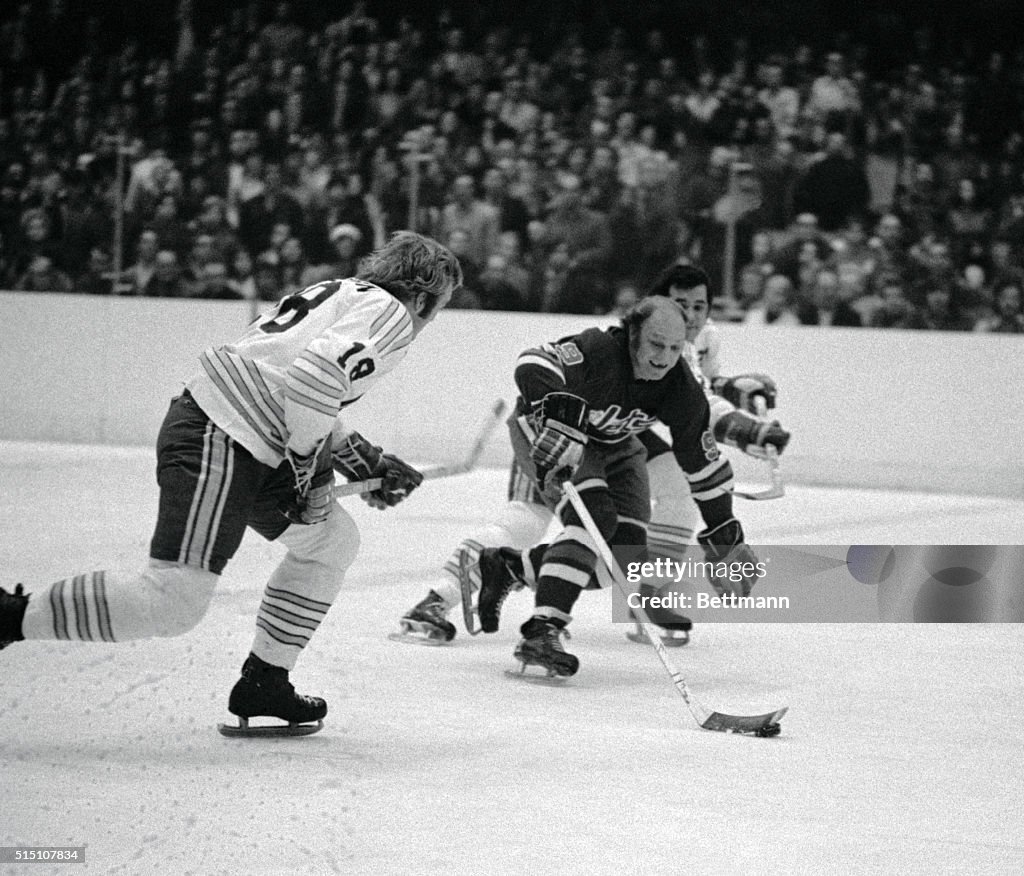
647, 263, 712, 342
358, 231, 463, 336
624, 297, 687, 381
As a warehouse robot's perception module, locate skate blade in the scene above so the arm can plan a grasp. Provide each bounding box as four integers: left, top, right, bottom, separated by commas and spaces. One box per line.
217, 718, 324, 738
503, 667, 569, 685
626, 630, 690, 647
387, 630, 449, 647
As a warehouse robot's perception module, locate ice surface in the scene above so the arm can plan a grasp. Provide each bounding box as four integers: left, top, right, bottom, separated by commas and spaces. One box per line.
2, 443, 1023, 875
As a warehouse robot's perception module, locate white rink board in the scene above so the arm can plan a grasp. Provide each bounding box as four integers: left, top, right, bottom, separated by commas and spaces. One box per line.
2, 292, 1023, 497
2, 443, 1024, 875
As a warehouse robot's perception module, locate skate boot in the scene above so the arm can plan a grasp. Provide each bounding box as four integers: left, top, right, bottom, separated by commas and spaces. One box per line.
627, 583, 692, 647
392, 590, 457, 645
476, 547, 528, 633
0, 584, 28, 650
218, 653, 326, 737
511, 617, 579, 678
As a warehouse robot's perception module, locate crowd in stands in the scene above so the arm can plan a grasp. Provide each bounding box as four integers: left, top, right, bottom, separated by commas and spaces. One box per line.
1, 0, 1023, 332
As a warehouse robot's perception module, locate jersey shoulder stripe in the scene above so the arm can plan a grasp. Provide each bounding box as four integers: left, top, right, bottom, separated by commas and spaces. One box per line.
516, 348, 566, 381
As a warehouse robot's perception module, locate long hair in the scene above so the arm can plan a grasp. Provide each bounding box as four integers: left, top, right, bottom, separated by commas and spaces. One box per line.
358, 231, 463, 317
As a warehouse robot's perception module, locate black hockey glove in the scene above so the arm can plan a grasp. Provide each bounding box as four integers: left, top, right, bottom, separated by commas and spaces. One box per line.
530, 392, 589, 494
714, 410, 790, 458
712, 372, 778, 413
364, 453, 424, 510
282, 442, 335, 525
332, 431, 384, 481
697, 517, 760, 597
332, 432, 423, 511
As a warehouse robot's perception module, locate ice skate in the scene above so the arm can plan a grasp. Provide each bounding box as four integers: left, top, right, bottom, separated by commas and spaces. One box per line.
218, 653, 326, 738
390, 590, 456, 645
0, 584, 28, 650
475, 547, 528, 634
626, 584, 692, 647
508, 617, 579, 681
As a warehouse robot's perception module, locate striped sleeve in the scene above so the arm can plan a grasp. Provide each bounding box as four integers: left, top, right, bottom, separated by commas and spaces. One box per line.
198, 349, 288, 456
284, 296, 413, 454
514, 342, 569, 411
662, 368, 736, 527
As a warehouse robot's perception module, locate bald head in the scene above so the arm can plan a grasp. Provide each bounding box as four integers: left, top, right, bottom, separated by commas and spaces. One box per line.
624, 298, 686, 380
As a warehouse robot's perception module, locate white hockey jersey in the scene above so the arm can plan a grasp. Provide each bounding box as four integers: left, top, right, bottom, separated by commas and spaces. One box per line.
685, 320, 732, 426
689, 320, 723, 382
186, 278, 412, 466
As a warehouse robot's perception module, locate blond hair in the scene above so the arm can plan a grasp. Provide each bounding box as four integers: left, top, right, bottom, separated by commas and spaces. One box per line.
358, 231, 463, 305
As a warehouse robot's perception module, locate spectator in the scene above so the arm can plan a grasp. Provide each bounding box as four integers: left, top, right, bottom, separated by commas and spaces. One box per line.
183, 233, 218, 286
607, 282, 640, 318
444, 228, 482, 303
190, 195, 239, 263
13, 207, 62, 278
772, 212, 833, 286
537, 175, 612, 312
868, 213, 912, 284
868, 274, 917, 328
744, 273, 801, 326
191, 261, 244, 300
237, 161, 305, 258
277, 236, 308, 296
476, 253, 530, 311
436, 174, 500, 268
311, 223, 363, 282
792, 132, 870, 232
905, 281, 974, 331
15, 254, 73, 293
75, 246, 115, 295
973, 279, 1024, 333
226, 248, 258, 300
146, 249, 190, 297
758, 59, 800, 141
0, 0, 1021, 326
308, 172, 378, 263
252, 255, 283, 302
147, 193, 193, 259
804, 51, 861, 133
480, 167, 530, 249
797, 266, 863, 327
945, 177, 994, 266
123, 230, 161, 296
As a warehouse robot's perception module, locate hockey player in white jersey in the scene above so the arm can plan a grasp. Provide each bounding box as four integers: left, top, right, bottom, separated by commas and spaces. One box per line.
0, 231, 463, 736
394, 263, 788, 645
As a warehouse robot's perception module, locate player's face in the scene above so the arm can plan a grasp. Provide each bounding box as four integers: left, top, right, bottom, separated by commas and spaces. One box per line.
631, 315, 686, 380
668, 283, 709, 341
408, 288, 453, 337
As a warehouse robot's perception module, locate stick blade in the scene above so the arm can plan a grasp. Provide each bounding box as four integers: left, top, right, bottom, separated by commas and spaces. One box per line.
700, 706, 788, 736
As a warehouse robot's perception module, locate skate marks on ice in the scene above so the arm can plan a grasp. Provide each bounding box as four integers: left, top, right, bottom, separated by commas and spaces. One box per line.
4, 450, 1024, 873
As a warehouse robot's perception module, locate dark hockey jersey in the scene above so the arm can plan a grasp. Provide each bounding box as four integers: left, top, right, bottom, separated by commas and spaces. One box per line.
515, 325, 734, 516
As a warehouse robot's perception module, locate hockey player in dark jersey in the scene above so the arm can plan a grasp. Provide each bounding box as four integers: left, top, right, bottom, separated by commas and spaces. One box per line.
485, 297, 760, 677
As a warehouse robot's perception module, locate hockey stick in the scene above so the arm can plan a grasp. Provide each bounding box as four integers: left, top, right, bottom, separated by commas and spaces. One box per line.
562, 481, 788, 737
334, 399, 507, 497
734, 397, 784, 501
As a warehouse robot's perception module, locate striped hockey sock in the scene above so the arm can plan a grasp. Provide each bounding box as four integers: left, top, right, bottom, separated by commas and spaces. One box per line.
23, 572, 117, 642
253, 584, 333, 670
20, 563, 219, 642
